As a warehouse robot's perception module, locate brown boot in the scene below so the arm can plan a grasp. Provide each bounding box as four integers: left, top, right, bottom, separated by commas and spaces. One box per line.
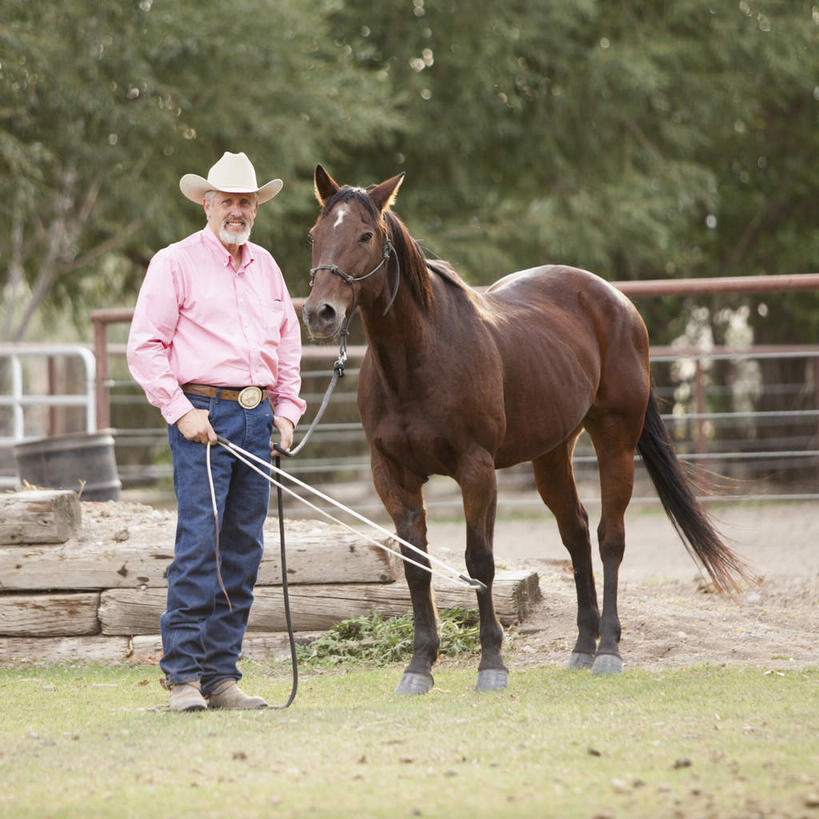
206, 680, 267, 710
165, 679, 207, 712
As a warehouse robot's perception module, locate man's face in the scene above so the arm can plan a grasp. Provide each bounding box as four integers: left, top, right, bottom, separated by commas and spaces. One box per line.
204, 192, 259, 247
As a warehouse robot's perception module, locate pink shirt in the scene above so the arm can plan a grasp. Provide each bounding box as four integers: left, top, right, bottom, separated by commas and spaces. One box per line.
127, 227, 306, 427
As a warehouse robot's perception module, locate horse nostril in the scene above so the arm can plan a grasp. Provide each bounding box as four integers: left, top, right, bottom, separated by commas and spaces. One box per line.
318, 303, 337, 323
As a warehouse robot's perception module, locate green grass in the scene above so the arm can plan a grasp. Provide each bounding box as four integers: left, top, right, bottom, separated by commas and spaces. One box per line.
0, 663, 817, 818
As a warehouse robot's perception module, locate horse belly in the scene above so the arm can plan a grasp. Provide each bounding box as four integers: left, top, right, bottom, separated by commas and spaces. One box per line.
494, 387, 594, 468
492, 324, 601, 466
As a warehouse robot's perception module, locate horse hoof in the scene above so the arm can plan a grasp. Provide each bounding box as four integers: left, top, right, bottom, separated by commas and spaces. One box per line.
395, 672, 434, 695
475, 669, 508, 691
592, 654, 623, 675
568, 652, 595, 670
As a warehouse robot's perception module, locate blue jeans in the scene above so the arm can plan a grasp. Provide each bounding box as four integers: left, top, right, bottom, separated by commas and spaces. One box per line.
160, 391, 273, 693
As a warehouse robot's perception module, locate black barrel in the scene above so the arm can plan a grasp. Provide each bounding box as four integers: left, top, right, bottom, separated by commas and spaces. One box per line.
14, 432, 122, 501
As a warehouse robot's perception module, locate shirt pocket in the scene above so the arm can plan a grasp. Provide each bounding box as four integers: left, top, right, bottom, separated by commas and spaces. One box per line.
267, 298, 285, 345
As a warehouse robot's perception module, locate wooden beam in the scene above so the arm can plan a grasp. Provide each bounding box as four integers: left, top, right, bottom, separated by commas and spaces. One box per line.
0, 524, 401, 590
0, 635, 131, 665
98, 571, 540, 635
0, 490, 81, 545
0, 592, 100, 636
0, 631, 328, 666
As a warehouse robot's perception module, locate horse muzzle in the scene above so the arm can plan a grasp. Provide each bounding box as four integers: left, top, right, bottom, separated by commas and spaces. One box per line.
302, 296, 347, 341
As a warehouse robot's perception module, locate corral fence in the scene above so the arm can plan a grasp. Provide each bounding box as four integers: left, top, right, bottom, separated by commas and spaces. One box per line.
2, 273, 818, 515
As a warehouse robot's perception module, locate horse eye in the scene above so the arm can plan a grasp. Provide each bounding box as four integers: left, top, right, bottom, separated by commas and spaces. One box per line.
360, 232, 373, 243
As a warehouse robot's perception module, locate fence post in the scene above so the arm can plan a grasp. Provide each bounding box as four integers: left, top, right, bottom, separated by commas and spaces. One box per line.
47, 355, 58, 436
694, 359, 707, 454
815, 357, 819, 446
92, 315, 110, 431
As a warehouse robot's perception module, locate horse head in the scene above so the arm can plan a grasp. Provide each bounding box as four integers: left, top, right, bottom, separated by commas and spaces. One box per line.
302, 165, 404, 340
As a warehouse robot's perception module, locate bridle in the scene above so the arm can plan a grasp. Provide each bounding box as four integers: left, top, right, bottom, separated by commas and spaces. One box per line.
309, 236, 400, 322
295, 232, 400, 458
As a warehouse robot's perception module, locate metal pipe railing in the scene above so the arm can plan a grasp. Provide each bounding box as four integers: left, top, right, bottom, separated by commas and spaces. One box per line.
0, 344, 97, 446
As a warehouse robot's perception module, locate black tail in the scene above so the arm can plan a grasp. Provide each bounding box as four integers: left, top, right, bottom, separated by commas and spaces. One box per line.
637, 390, 747, 593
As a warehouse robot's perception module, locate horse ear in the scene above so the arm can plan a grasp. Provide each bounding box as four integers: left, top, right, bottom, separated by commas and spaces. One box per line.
368, 172, 405, 213
314, 164, 340, 206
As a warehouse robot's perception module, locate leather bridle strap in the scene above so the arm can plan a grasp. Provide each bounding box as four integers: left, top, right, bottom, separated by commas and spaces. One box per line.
309, 238, 399, 318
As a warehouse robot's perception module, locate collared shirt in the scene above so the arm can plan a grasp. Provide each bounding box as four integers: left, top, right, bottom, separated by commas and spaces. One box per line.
127, 227, 306, 427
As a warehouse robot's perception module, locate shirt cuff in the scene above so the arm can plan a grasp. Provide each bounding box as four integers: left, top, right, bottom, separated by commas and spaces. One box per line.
162, 393, 195, 426
273, 401, 303, 429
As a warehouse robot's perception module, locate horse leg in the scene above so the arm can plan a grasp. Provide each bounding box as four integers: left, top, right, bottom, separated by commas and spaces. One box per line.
586, 416, 640, 675
532, 444, 599, 670
457, 453, 508, 691
369, 451, 438, 694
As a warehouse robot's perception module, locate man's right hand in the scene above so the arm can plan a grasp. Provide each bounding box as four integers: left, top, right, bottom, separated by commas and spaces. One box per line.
176, 408, 217, 444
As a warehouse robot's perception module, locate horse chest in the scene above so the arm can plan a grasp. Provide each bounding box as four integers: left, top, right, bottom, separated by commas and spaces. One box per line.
369, 413, 432, 453
368, 412, 458, 475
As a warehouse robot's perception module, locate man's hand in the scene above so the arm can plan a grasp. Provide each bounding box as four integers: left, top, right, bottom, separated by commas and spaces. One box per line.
272, 416, 294, 454
176, 408, 217, 444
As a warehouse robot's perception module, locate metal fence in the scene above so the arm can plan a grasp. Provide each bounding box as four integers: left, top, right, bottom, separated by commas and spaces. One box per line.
0, 342, 98, 443
95, 341, 819, 514
2, 274, 817, 511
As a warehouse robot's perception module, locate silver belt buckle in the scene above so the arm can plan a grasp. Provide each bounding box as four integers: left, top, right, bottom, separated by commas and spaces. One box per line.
237, 386, 264, 410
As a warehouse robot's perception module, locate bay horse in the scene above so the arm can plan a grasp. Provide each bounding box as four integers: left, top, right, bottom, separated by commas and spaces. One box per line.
302, 165, 746, 694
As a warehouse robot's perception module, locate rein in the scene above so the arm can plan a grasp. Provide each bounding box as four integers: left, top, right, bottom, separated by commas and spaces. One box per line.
215, 436, 486, 592
205, 429, 485, 705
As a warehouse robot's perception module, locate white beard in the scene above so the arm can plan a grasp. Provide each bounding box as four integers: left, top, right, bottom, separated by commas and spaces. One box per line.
219, 220, 251, 245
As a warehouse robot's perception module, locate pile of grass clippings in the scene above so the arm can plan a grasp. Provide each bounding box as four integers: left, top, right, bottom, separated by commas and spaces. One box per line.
297, 607, 480, 667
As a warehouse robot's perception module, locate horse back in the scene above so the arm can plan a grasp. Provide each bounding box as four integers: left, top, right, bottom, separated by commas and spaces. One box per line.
485, 265, 648, 363
483, 265, 650, 464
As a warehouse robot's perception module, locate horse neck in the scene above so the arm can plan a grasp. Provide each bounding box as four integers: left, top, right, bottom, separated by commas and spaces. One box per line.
358, 265, 436, 389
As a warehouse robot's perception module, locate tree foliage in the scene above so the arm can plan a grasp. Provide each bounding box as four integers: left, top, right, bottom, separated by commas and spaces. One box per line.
1, 0, 817, 344
0, 0, 398, 340
328, 0, 818, 341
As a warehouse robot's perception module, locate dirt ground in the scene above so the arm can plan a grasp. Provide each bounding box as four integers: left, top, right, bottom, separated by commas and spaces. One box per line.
97, 496, 818, 671
427, 502, 819, 671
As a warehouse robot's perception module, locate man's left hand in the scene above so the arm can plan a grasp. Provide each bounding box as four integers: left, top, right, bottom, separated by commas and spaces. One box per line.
272, 417, 294, 454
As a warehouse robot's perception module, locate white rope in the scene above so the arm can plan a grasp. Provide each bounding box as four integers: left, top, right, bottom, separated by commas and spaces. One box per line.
214, 436, 485, 591
205, 442, 232, 610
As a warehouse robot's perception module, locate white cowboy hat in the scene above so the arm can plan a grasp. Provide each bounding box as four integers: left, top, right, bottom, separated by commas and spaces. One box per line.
179, 151, 283, 204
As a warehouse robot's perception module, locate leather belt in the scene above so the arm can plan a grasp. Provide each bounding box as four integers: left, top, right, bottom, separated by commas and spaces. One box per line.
182, 383, 266, 410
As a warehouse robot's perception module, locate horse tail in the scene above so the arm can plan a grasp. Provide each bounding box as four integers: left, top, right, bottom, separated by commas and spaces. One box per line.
637, 390, 748, 593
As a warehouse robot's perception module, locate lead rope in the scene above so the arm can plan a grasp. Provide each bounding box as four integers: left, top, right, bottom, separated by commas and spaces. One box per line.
202, 330, 351, 709
217, 436, 486, 591
284, 338, 347, 458
273, 454, 298, 709
206, 441, 232, 613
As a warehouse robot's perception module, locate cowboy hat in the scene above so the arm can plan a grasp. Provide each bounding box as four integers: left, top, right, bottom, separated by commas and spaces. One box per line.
179, 151, 283, 204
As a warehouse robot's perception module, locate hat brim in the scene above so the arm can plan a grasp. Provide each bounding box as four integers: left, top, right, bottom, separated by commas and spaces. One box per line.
179, 174, 283, 204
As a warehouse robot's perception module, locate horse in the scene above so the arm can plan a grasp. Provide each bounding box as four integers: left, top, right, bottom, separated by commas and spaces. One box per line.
301, 165, 746, 694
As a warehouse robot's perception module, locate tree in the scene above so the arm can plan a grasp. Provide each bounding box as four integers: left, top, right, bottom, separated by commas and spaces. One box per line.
329, 0, 818, 340
2, 0, 816, 350
0, 0, 401, 341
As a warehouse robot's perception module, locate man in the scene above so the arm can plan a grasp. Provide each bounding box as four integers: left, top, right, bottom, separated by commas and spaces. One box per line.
127, 151, 305, 712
